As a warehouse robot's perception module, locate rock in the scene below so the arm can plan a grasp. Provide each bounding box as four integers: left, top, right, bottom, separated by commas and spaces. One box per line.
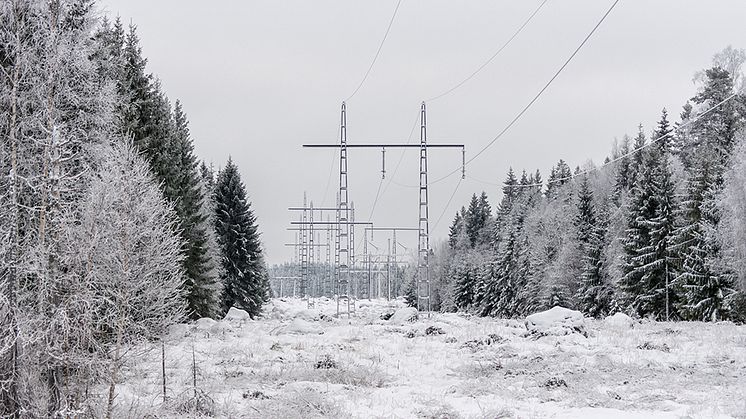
604, 312, 635, 329
380, 310, 395, 321
195, 317, 217, 331
543, 376, 568, 389
425, 325, 445, 335
525, 306, 587, 338
637, 341, 670, 352
389, 307, 418, 324
224, 307, 252, 323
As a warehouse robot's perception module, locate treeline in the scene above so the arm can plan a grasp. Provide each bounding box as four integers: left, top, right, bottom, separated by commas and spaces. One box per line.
0, 1, 267, 416
429, 48, 746, 323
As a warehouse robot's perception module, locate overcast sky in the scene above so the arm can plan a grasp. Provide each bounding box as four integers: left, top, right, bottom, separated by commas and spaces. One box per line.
97, 0, 745, 264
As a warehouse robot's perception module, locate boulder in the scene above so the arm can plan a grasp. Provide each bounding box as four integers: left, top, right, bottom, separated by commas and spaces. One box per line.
525, 306, 587, 337
224, 307, 252, 322
389, 307, 419, 324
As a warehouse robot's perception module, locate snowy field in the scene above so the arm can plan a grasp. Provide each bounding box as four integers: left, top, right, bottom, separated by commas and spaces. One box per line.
116, 298, 746, 418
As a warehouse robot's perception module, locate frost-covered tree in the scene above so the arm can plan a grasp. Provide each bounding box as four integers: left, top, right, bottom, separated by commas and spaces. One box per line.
673, 158, 732, 321
719, 131, 746, 321
546, 159, 572, 199
0, 0, 114, 414
215, 158, 268, 317
59, 142, 185, 417
451, 229, 476, 310
577, 198, 614, 317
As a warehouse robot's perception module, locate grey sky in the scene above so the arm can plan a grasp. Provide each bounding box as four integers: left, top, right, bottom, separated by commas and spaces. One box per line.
97, 0, 745, 264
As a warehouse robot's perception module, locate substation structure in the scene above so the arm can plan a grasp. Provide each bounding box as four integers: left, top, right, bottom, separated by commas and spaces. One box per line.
301, 101, 466, 317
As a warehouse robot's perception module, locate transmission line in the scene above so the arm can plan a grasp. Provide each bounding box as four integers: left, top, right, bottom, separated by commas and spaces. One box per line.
510, 92, 739, 188
432, 176, 464, 230
346, 0, 404, 101
428, 0, 621, 186
426, 0, 550, 102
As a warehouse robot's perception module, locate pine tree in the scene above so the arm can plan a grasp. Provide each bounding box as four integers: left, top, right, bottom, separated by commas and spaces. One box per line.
214, 158, 268, 317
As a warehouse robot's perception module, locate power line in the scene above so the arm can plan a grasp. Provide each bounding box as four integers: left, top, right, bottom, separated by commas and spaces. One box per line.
511, 92, 739, 188
432, 176, 463, 230
426, 0, 550, 103
320, 148, 336, 206
428, 0, 620, 186
346, 0, 404, 101
367, 177, 385, 221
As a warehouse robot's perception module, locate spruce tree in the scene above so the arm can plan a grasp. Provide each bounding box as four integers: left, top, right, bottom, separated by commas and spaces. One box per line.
577, 199, 613, 318
620, 145, 678, 319
673, 160, 733, 321
613, 135, 633, 202
447, 210, 464, 249
451, 229, 475, 310
214, 158, 268, 317
168, 102, 221, 318
465, 194, 481, 248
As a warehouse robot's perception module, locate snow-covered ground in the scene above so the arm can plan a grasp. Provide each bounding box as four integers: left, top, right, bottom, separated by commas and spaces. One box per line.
116, 298, 746, 418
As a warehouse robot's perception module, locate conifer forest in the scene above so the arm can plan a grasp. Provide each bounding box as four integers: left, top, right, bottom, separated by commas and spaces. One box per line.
1, 1, 745, 418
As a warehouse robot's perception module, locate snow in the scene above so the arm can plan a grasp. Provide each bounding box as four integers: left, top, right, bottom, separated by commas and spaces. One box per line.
605, 312, 636, 329
525, 306, 588, 337
271, 318, 324, 335
114, 297, 746, 418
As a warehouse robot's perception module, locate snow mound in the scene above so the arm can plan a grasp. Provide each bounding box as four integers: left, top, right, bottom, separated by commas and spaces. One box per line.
604, 312, 635, 329
525, 306, 587, 337
194, 317, 217, 331
272, 318, 324, 335
224, 307, 252, 322
389, 307, 418, 324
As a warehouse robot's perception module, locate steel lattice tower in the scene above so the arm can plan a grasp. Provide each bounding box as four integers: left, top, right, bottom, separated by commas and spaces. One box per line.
417, 102, 431, 315
337, 102, 353, 317
308, 201, 315, 305
300, 194, 309, 298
